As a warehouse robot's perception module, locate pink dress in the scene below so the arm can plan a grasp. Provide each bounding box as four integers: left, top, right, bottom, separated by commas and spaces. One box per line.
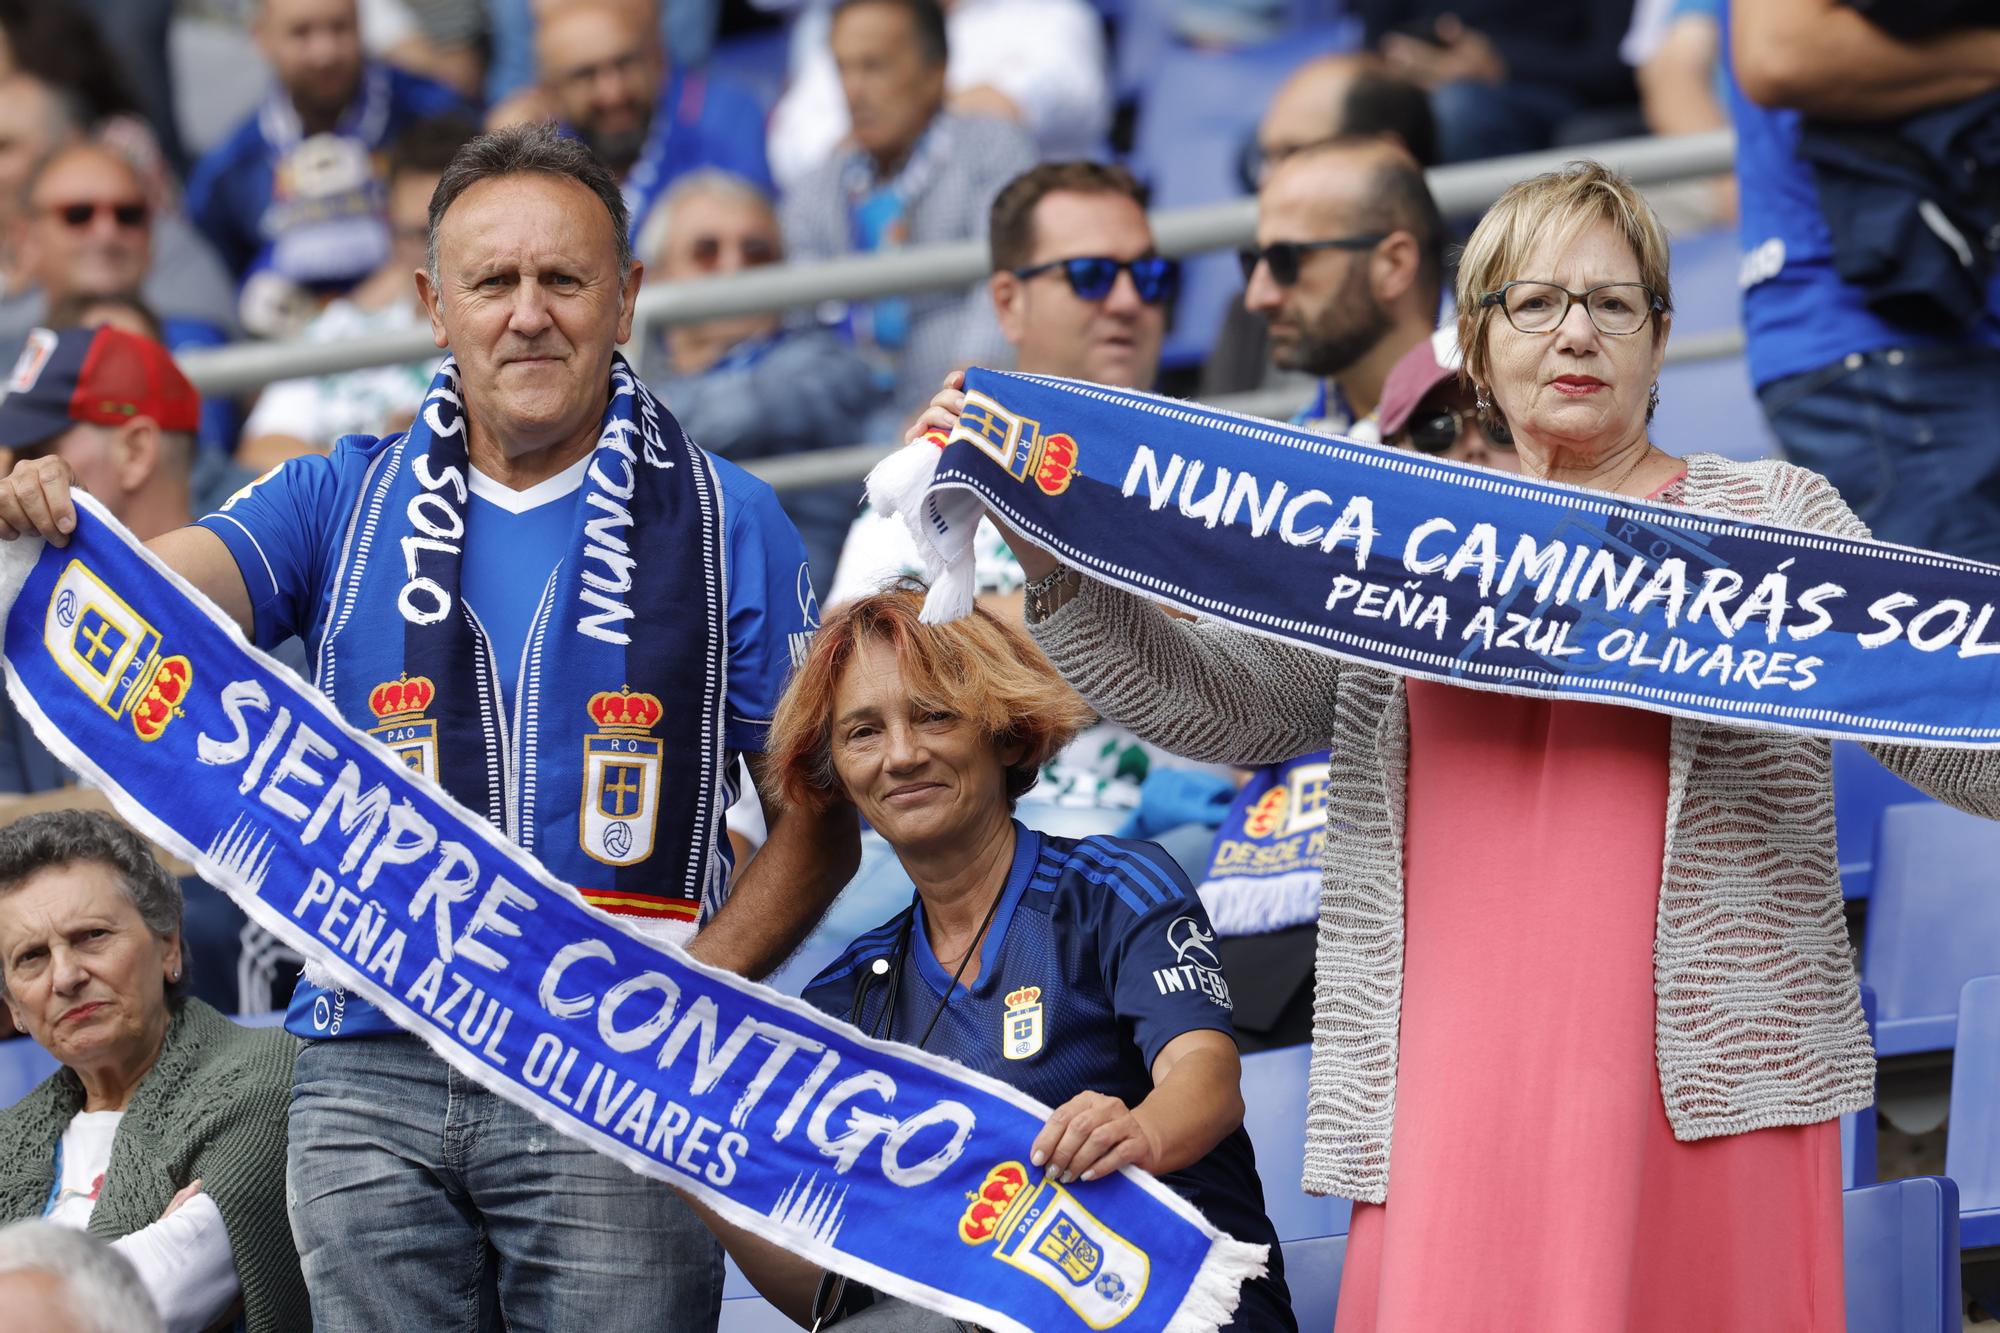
1331, 678, 1846, 1333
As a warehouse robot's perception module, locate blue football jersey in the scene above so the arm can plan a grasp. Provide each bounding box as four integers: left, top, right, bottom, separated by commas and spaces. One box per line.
200, 437, 814, 1041
804, 823, 1295, 1330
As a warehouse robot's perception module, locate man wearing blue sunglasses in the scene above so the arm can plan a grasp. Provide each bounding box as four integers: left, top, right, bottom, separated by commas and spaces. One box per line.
987, 161, 1176, 394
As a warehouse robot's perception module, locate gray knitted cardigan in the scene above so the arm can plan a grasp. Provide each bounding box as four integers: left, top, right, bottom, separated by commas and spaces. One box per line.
1028, 454, 2000, 1204
0, 998, 308, 1331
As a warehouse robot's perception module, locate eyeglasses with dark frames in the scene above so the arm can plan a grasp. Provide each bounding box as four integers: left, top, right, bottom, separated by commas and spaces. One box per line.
50, 201, 148, 231
1479, 280, 1663, 336
1238, 234, 1388, 286
1011, 255, 1180, 305
686, 234, 781, 270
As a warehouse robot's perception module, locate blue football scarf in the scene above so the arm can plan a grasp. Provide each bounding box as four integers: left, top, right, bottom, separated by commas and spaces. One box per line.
1197, 754, 1330, 937
0, 499, 1266, 1333
319, 356, 726, 932
869, 369, 2000, 747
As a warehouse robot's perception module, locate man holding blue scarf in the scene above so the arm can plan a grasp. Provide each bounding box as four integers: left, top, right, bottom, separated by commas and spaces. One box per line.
0, 124, 859, 1332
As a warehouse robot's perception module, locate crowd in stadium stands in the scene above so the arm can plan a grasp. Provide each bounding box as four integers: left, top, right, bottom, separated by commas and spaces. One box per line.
0, 0, 1992, 1328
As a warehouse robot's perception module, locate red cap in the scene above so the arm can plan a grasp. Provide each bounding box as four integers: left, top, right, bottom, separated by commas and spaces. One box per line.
1377, 327, 1466, 439
0, 326, 201, 448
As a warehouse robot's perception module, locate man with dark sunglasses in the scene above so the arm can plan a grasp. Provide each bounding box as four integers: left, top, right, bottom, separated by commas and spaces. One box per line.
988, 162, 1177, 393
1241, 136, 1446, 443
833, 161, 1231, 887
4, 141, 237, 455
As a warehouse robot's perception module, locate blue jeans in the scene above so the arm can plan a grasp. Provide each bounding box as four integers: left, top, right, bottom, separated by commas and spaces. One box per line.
288, 1034, 723, 1332
1758, 344, 2000, 562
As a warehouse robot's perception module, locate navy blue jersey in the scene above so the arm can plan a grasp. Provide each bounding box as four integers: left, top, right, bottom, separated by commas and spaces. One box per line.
804, 824, 1295, 1330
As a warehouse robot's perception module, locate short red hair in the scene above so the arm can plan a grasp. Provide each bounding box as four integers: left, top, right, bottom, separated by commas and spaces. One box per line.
767, 581, 1096, 813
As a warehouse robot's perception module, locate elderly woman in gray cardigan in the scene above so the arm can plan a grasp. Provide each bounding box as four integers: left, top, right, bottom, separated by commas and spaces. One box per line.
910, 161, 2000, 1330
0, 811, 306, 1333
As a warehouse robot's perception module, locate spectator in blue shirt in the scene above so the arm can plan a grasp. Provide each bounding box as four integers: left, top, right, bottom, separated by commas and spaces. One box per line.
693, 583, 1295, 1331
1728, 0, 2000, 560
184, 0, 470, 334
524, 1, 772, 244
640, 169, 889, 591
0, 125, 860, 1333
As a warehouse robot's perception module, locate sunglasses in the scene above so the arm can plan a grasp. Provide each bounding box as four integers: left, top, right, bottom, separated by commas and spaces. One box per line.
1011, 255, 1179, 305
687, 234, 780, 269
50, 200, 148, 230
1238, 234, 1386, 286
1398, 405, 1516, 455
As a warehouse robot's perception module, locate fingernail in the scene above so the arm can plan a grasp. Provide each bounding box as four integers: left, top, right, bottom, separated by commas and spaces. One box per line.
1030, 1150, 1044, 1167
1061, 1171, 1075, 1184
57, 516, 73, 533
1080, 1170, 1097, 1183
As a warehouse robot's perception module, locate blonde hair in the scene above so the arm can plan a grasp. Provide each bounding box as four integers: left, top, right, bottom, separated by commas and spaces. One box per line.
766, 580, 1095, 813
1454, 160, 1673, 420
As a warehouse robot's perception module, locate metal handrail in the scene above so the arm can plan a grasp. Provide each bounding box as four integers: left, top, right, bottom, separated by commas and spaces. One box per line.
739, 325, 1749, 493
175, 129, 1736, 397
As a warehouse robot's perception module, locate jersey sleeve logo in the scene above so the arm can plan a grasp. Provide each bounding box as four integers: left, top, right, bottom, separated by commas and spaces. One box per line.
1154, 917, 1231, 1010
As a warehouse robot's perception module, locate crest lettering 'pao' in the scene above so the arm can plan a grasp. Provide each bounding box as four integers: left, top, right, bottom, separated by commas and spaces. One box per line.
368, 675, 438, 780
958, 1159, 1151, 1326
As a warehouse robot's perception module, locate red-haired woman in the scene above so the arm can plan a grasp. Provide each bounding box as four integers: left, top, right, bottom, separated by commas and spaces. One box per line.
698, 581, 1295, 1331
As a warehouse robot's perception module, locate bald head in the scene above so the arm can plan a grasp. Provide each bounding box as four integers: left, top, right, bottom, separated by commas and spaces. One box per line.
1252, 54, 1435, 186
1259, 55, 1379, 160
537, 2, 664, 174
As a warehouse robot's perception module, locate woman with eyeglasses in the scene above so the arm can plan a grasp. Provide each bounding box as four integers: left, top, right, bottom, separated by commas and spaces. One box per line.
687, 582, 1296, 1332
905, 159, 2000, 1331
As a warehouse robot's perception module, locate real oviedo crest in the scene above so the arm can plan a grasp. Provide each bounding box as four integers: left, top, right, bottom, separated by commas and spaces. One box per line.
367, 675, 438, 779
44, 560, 192, 742
957, 1161, 1149, 1327
580, 687, 664, 868
947, 389, 1080, 497
1002, 985, 1044, 1060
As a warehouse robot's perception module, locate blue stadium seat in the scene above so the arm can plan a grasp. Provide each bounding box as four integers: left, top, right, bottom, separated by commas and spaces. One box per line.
1239, 1045, 1353, 1242
1281, 1231, 1347, 1331
705, 29, 791, 118
1945, 974, 2000, 1253
1843, 1177, 1963, 1333
0, 1037, 58, 1108
1842, 984, 1879, 1189
1862, 802, 2000, 1056
1832, 742, 1930, 900
1665, 227, 1741, 337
